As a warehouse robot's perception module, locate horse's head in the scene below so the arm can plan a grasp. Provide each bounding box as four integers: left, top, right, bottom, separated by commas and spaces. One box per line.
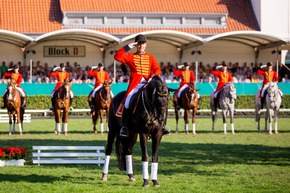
101, 80, 112, 101
224, 83, 236, 102
59, 79, 72, 99
145, 75, 169, 126
7, 79, 17, 100
267, 82, 278, 102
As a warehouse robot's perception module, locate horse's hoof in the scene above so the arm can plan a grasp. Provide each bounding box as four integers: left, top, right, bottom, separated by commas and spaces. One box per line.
128, 174, 136, 182
9, 132, 12, 135
185, 131, 189, 135
143, 180, 149, 187
152, 180, 160, 187
64, 132, 68, 135
192, 132, 196, 135
101, 173, 108, 181
19, 132, 23, 135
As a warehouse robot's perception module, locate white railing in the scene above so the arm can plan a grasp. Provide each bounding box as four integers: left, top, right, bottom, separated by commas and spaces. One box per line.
1, 108, 290, 117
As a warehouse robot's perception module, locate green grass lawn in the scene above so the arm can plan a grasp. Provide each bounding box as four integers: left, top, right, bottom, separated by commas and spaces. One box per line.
0, 117, 289, 193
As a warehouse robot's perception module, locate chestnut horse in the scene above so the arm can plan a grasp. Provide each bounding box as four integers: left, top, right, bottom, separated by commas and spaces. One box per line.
101, 75, 170, 187
5, 80, 25, 135
174, 82, 199, 135
52, 79, 72, 135
90, 80, 112, 134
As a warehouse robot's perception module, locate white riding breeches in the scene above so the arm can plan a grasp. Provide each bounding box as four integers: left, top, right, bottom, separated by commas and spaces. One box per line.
213, 89, 221, 98
2, 87, 25, 97
124, 77, 146, 109
178, 84, 200, 99
51, 90, 74, 98
92, 85, 102, 98
261, 83, 269, 97
178, 84, 188, 97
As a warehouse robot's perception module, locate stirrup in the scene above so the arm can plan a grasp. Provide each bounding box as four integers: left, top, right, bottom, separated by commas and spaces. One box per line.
176, 105, 180, 111
50, 106, 54, 111
120, 126, 128, 137
162, 128, 170, 136
90, 105, 95, 111
69, 106, 73, 111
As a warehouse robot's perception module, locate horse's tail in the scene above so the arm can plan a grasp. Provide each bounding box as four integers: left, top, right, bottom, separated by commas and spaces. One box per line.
108, 91, 127, 170
115, 136, 126, 170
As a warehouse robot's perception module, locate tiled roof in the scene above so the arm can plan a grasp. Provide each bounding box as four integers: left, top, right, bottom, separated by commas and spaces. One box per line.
0, 0, 259, 35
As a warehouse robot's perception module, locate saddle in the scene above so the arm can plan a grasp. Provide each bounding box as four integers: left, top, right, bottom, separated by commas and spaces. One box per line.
115, 86, 144, 118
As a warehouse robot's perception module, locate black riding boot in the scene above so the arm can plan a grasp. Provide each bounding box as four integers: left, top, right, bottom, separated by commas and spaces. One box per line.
261, 96, 265, 109
21, 96, 27, 109
50, 98, 54, 111
214, 97, 218, 112
1, 95, 6, 109
177, 97, 182, 111
120, 107, 131, 137
70, 98, 73, 111
90, 97, 95, 111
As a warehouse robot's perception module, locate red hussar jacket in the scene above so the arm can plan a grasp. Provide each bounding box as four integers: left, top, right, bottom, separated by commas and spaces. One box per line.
114, 46, 161, 97
173, 69, 195, 92
50, 71, 70, 91
3, 72, 23, 87
210, 69, 233, 93
88, 70, 110, 88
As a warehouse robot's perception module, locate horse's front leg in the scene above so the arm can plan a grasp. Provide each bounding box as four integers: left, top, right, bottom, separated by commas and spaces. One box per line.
192, 107, 197, 135
99, 109, 104, 134
16, 109, 23, 135
229, 107, 235, 134
274, 110, 279, 134
62, 108, 69, 135
264, 109, 269, 133
222, 110, 227, 134
54, 109, 61, 135
150, 132, 162, 187
105, 109, 109, 132
174, 107, 179, 133
267, 109, 274, 134
140, 134, 150, 187
184, 109, 189, 135
8, 113, 13, 135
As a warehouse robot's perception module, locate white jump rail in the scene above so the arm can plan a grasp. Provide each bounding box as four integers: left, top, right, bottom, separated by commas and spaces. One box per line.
32, 146, 105, 166
0, 114, 31, 123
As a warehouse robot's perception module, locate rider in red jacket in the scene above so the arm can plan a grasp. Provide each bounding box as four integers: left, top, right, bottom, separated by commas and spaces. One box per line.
210, 63, 233, 111
49, 63, 73, 111
2, 64, 27, 109
256, 62, 279, 109
87, 63, 111, 110
173, 62, 196, 110
114, 34, 169, 137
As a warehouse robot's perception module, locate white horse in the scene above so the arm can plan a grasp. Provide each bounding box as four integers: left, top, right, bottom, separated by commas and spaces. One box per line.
255, 82, 282, 134
210, 83, 236, 134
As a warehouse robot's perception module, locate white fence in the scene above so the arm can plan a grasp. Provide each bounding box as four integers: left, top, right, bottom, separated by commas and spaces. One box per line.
0, 108, 289, 118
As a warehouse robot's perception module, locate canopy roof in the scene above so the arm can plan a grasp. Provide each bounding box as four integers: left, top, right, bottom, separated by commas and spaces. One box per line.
0, 29, 288, 51
205, 31, 286, 50
0, 30, 34, 47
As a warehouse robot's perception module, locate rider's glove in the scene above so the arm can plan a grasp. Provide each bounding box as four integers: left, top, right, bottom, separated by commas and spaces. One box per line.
53, 67, 60, 71
128, 42, 138, 49
91, 66, 98, 70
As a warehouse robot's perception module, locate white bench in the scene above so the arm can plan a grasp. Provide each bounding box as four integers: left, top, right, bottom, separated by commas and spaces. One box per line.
0, 114, 31, 123
32, 146, 105, 166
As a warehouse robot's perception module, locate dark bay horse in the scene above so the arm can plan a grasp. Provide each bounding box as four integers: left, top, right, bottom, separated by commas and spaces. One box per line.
5, 80, 25, 135
255, 82, 282, 134
53, 79, 72, 135
174, 82, 199, 135
210, 83, 236, 134
101, 75, 170, 187
90, 80, 112, 134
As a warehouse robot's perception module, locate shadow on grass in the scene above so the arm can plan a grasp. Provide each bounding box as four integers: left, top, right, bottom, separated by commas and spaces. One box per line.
0, 173, 61, 182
